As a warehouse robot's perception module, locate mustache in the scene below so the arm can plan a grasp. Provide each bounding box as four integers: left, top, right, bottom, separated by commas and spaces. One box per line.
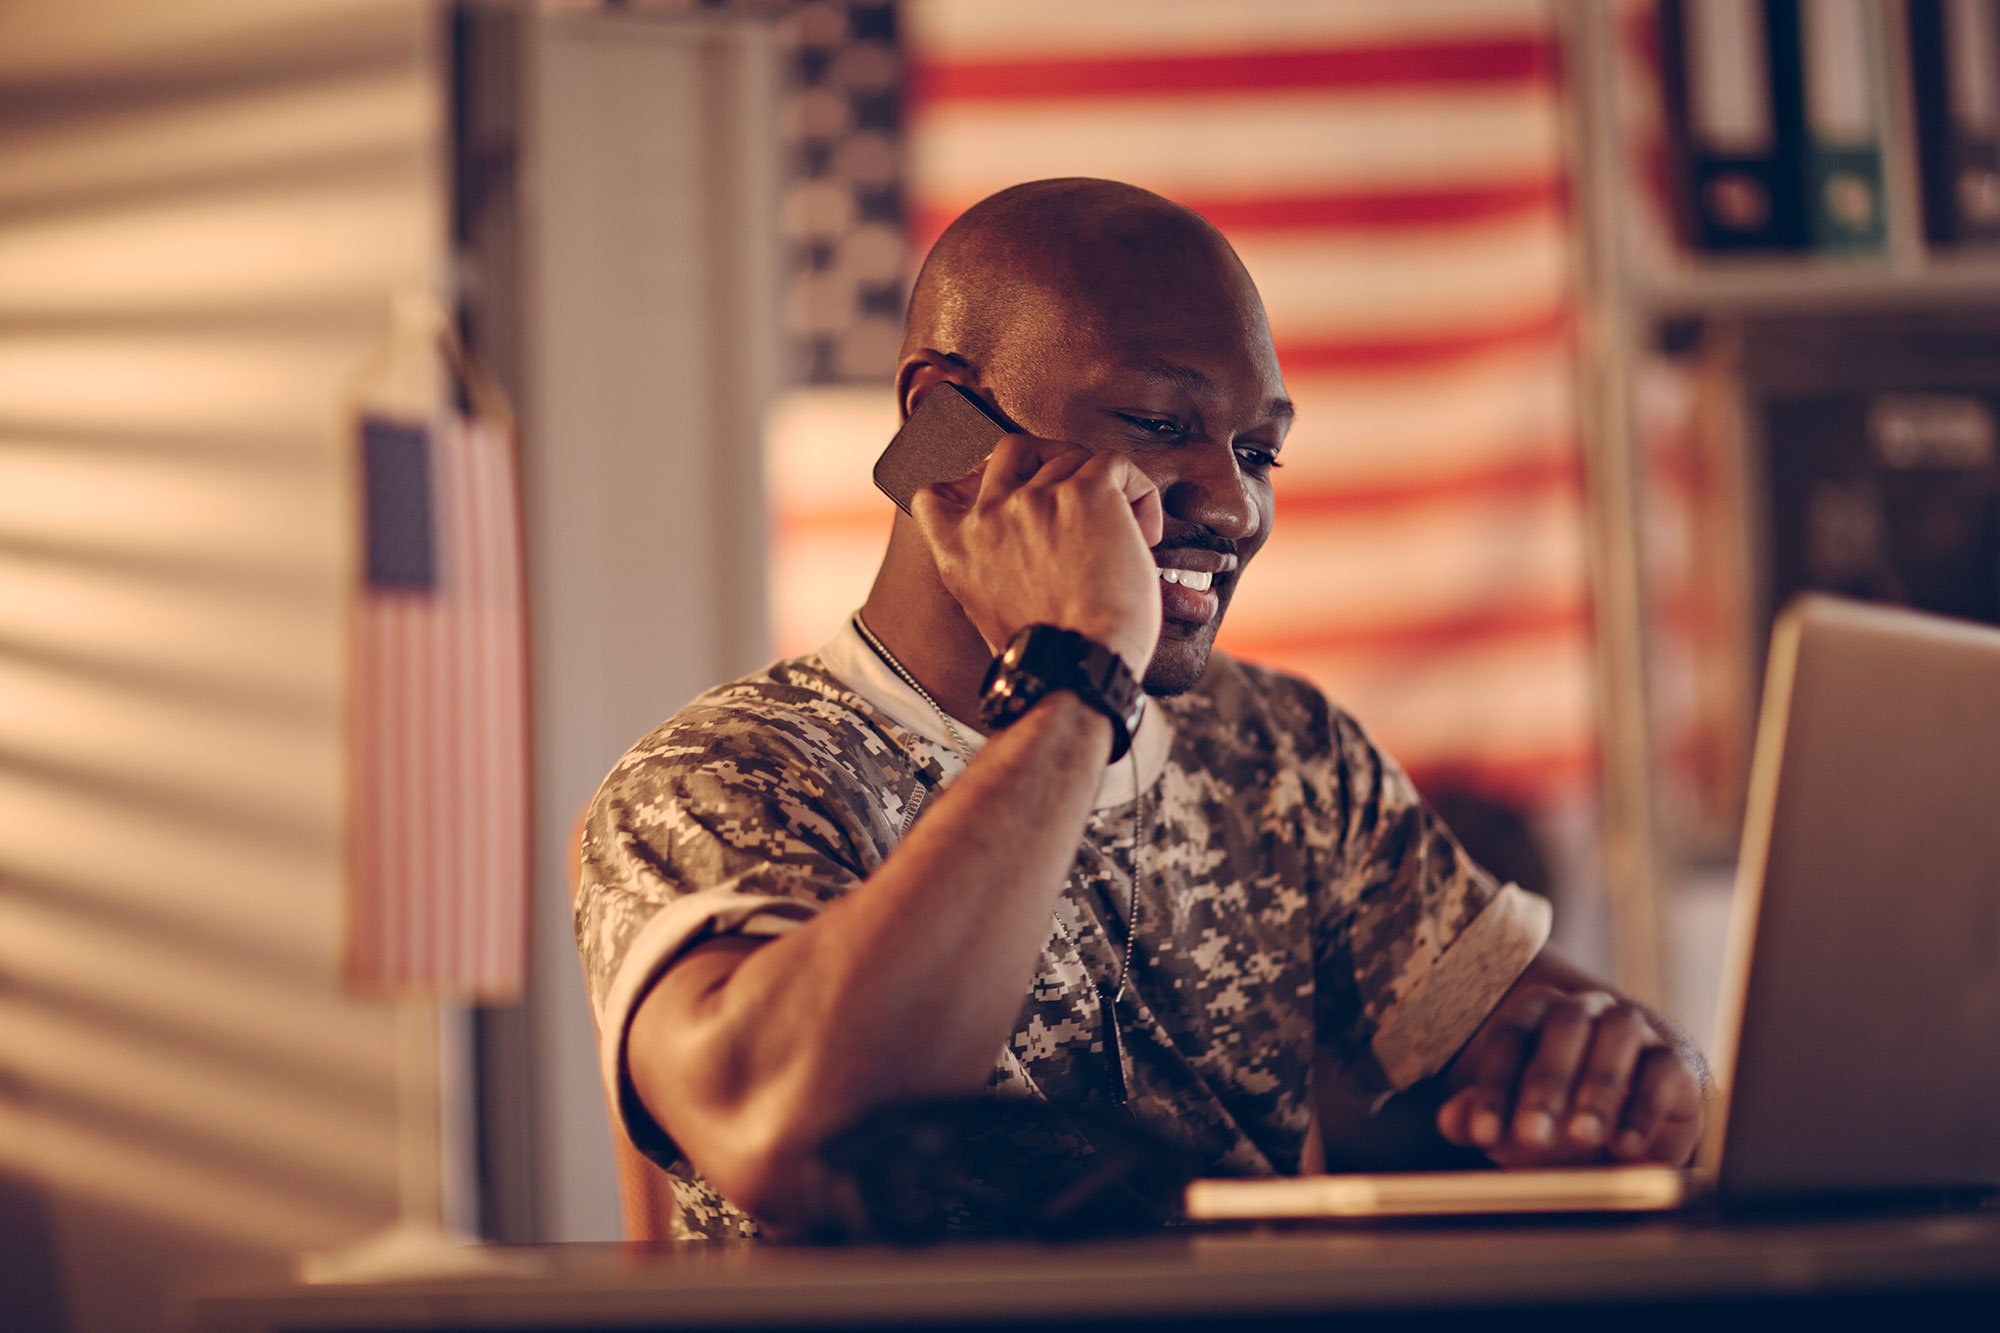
1154, 528, 1240, 559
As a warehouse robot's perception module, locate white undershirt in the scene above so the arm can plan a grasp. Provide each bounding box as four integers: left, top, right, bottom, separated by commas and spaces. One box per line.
818, 612, 1174, 812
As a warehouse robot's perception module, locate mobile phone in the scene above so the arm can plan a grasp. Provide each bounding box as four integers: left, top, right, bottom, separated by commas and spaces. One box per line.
872, 383, 1015, 516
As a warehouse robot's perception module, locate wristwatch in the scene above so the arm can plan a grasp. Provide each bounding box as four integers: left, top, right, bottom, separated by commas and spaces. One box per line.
977, 624, 1145, 763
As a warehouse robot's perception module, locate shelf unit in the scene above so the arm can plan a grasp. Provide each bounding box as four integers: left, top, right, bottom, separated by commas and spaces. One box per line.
1557, 0, 2000, 1018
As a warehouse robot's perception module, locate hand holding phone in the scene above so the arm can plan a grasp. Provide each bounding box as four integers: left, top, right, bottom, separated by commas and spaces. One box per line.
877, 384, 1164, 673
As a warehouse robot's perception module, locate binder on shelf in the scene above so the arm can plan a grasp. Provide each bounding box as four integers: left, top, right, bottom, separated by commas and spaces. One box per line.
1660, 0, 1810, 253
1763, 388, 2000, 629
1909, 0, 2000, 246
1743, 316, 2000, 641
1796, 0, 1889, 252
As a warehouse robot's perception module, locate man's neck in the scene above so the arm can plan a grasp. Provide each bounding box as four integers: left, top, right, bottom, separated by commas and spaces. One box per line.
858, 537, 996, 732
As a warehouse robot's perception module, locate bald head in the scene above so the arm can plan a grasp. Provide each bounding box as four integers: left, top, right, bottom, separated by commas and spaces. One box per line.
900, 178, 1270, 400
886, 178, 1290, 698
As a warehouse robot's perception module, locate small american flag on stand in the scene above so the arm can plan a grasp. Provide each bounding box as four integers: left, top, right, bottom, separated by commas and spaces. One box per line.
346, 403, 531, 999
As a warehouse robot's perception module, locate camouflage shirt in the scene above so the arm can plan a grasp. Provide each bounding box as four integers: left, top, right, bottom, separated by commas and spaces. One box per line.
576, 618, 1550, 1239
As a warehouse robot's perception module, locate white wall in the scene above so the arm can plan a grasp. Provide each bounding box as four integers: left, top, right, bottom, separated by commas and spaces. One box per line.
509, 6, 781, 1242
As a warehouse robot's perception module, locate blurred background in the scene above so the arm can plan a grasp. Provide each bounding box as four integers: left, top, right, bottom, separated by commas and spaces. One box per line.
3, 0, 1996, 1328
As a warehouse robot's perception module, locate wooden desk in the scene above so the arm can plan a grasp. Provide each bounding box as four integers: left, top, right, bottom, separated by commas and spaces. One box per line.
185, 1211, 2000, 1331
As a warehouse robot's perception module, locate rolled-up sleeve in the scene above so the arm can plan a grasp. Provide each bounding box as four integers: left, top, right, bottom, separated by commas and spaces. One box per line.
1309, 711, 1551, 1097
574, 708, 872, 1166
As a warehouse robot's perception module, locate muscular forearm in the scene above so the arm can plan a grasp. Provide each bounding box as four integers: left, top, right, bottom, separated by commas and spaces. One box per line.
627, 691, 1113, 1223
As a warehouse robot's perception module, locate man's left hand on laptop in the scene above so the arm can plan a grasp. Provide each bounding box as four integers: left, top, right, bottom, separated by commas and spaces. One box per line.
1435, 962, 1708, 1168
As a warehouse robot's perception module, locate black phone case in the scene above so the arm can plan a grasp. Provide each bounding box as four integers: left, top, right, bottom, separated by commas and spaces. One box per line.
872, 383, 1014, 516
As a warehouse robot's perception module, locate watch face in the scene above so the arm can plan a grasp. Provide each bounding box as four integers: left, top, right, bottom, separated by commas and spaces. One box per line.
979, 625, 1142, 761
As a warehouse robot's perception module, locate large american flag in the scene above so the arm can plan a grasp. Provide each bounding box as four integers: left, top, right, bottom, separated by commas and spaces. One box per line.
770, 0, 1595, 811
346, 412, 531, 997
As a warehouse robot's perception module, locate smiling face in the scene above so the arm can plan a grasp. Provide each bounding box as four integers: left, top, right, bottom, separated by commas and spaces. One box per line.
974, 212, 1292, 695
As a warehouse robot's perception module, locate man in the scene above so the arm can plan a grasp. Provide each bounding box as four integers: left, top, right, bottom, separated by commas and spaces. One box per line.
576, 178, 1707, 1240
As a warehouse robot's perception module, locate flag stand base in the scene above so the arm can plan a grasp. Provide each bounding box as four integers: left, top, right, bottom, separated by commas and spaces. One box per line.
299, 999, 540, 1284
297, 1219, 543, 1284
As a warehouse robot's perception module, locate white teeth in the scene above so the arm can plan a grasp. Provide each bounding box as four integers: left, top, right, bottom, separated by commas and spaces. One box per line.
1158, 567, 1214, 591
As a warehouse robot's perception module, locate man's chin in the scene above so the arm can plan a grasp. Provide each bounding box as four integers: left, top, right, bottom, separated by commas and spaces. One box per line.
1143, 623, 1219, 697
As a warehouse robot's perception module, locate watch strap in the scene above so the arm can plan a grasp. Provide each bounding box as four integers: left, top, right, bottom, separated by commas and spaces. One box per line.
977, 624, 1145, 763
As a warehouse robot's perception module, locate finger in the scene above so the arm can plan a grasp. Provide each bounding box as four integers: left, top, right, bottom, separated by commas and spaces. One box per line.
1130, 482, 1164, 548
1018, 446, 1098, 493
923, 459, 989, 510
908, 481, 969, 542
977, 433, 1076, 498
1435, 1089, 1475, 1146
1613, 1047, 1704, 1164
1436, 1077, 1509, 1146
1073, 451, 1165, 546
1563, 1007, 1648, 1150
1445, 988, 1560, 1149
1507, 998, 1596, 1150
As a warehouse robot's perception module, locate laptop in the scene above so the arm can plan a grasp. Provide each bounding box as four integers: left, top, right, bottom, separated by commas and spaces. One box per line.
1186, 595, 2000, 1221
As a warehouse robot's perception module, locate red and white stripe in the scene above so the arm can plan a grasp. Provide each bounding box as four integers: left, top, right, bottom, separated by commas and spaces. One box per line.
770, 0, 1596, 806
347, 416, 531, 997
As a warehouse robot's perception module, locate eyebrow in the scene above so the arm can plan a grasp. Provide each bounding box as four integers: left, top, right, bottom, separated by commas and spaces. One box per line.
1126, 358, 1295, 425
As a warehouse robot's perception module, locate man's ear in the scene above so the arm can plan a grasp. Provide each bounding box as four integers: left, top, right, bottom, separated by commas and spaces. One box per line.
895, 348, 974, 423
